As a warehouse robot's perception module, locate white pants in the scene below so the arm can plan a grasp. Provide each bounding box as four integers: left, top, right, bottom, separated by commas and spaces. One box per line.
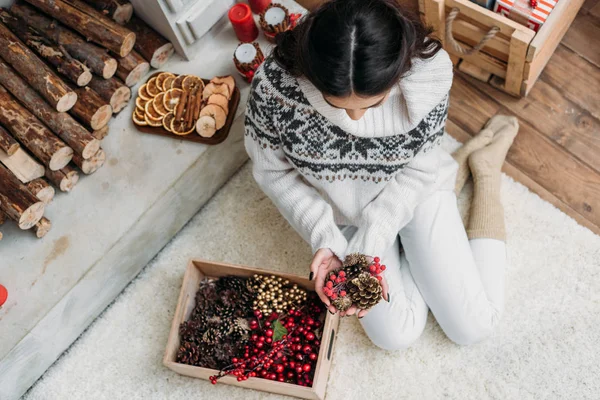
341, 190, 506, 349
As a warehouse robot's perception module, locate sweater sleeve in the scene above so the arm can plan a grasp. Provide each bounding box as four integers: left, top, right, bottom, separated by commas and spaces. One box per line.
244, 75, 348, 259
345, 97, 451, 257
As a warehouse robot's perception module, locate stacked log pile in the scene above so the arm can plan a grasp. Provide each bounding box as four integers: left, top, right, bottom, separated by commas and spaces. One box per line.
0, 0, 175, 240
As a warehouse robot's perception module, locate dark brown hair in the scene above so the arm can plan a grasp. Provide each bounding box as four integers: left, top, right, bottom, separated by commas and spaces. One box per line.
274, 0, 442, 97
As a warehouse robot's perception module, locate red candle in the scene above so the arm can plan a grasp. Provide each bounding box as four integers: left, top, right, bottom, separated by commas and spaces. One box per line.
228, 3, 259, 43
249, 0, 272, 14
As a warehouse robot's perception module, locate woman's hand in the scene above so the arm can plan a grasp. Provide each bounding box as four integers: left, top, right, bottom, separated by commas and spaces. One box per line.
310, 248, 342, 314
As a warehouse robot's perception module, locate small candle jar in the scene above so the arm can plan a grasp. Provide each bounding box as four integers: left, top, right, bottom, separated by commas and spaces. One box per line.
233, 42, 265, 83
259, 3, 301, 43
249, 0, 272, 14
228, 3, 259, 43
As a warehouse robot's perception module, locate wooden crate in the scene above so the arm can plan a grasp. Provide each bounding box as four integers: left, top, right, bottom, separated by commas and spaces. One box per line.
163, 259, 341, 400
421, 0, 585, 96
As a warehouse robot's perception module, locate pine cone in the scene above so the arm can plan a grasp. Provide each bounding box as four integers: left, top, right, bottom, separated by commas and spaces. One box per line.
347, 272, 382, 310
343, 253, 369, 268
332, 295, 353, 312
202, 327, 221, 344
176, 342, 201, 365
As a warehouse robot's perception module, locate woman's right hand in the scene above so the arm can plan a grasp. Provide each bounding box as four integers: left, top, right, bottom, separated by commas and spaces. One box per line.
310, 248, 342, 314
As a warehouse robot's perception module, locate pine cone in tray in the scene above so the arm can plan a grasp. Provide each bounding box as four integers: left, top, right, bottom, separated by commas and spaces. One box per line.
347, 272, 383, 310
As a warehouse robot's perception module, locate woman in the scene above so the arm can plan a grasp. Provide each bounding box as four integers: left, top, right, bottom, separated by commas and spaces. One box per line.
245, 0, 518, 349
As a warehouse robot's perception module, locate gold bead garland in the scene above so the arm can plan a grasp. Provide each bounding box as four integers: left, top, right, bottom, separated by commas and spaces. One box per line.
250, 274, 308, 315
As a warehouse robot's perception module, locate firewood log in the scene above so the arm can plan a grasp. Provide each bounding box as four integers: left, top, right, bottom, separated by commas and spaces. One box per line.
72, 147, 105, 174
92, 125, 109, 141
116, 50, 150, 87
69, 86, 113, 131
0, 209, 5, 225
26, 178, 55, 204
45, 165, 79, 192
0, 125, 19, 156
0, 9, 92, 87
0, 85, 73, 171
88, 76, 131, 113
126, 16, 174, 68
0, 162, 45, 229
81, 0, 132, 24
10, 3, 117, 79
0, 147, 45, 183
23, 0, 136, 57
33, 216, 51, 238
0, 59, 100, 160
0, 21, 77, 112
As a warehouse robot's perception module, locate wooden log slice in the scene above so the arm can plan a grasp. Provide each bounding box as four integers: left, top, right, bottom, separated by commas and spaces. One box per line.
69, 86, 113, 130
92, 125, 109, 140
0, 59, 100, 160
126, 16, 174, 68
81, 0, 133, 24
10, 3, 118, 79
0, 125, 19, 156
0, 85, 73, 171
0, 9, 92, 87
45, 165, 79, 192
33, 216, 51, 238
26, 178, 55, 204
0, 20, 77, 112
116, 50, 150, 87
88, 76, 131, 113
0, 210, 6, 225
24, 0, 136, 57
0, 162, 45, 229
0, 147, 45, 184
73, 147, 105, 174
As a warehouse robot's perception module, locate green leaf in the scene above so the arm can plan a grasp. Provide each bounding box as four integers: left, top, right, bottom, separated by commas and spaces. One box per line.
272, 320, 288, 342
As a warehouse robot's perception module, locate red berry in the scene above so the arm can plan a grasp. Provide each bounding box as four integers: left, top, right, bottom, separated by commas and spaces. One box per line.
339, 271, 346, 277
265, 329, 273, 337
275, 364, 284, 373
376, 275, 383, 281
237, 376, 243, 382
278, 376, 285, 382
265, 321, 272, 328
309, 353, 318, 361
290, 361, 296, 368
266, 337, 272, 344
381, 265, 386, 271
296, 366, 303, 373
287, 372, 295, 379
331, 293, 338, 300
340, 290, 347, 297
374, 257, 380, 263
232, 358, 238, 363
302, 364, 311, 372
256, 341, 264, 348
303, 344, 312, 354
326, 281, 333, 289
306, 332, 315, 341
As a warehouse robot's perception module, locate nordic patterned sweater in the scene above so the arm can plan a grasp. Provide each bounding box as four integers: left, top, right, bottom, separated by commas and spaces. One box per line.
244, 49, 458, 259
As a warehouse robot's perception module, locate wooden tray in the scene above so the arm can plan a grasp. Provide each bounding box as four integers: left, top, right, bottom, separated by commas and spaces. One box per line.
134, 73, 240, 145
164, 259, 340, 400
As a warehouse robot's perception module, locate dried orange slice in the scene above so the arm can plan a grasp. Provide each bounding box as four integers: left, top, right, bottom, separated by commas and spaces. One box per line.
135, 96, 148, 111
146, 77, 160, 97
162, 112, 175, 132
138, 84, 152, 101
162, 75, 175, 91
145, 99, 163, 120
152, 92, 169, 116
133, 110, 147, 126
163, 88, 184, 112
182, 75, 204, 91
155, 72, 175, 92
134, 107, 144, 119
144, 112, 163, 127
172, 74, 187, 90
171, 119, 195, 135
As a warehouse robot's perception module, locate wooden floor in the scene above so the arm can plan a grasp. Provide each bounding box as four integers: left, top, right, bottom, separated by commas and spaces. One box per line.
447, 0, 600, 236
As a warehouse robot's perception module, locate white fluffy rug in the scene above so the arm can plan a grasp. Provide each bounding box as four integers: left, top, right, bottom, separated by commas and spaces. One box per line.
24, 136, 600, 400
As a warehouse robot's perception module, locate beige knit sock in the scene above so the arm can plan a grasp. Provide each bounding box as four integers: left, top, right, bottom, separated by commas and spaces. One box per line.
467, 115, 519, 241
452, 128, 494, 195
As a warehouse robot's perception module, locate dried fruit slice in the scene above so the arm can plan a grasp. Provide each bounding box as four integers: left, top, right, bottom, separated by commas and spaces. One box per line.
172, 74, 187, 90
196, 115, 217, 137
135, 96, 148, 111
182, 75, 204, 92
138, 84, 152, 101
133, 110, 147, 126
146, 77, 161, 97
152, 92, 169, 116
203, 83, 230, 101
144, 112, 163, 127
207, 93, 229, 114
162, 112, 175, 132
200, 104, 227, 130
134, 107, 145, 120
156, 72, 175, 92
171, 119, 195, 135
211, 76, 236, 97
162, 75, 175, 91
145, 99, 163, 120
163, 88, 184, 112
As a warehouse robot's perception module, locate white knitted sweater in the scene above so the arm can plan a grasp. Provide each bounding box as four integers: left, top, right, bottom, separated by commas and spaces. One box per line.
244, 49, 457, 259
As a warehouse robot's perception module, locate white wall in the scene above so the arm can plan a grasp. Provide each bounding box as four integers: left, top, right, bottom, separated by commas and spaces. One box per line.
0, 0, 13, 7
